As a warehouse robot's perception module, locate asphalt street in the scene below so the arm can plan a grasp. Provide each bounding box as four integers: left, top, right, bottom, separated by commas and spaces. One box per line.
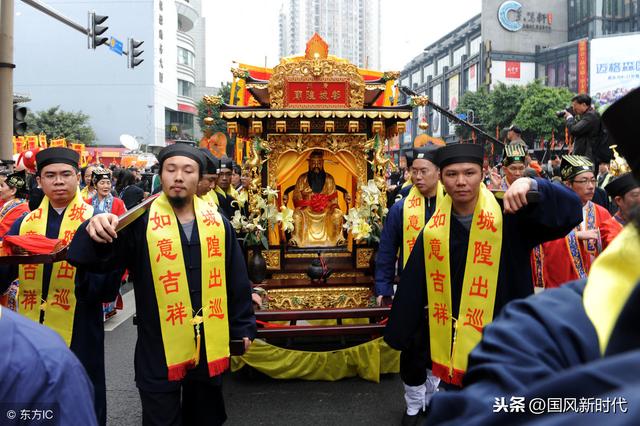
104, 290, 406, 426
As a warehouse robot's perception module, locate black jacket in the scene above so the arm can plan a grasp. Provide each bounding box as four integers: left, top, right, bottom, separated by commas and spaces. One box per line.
567, 109, 601, 162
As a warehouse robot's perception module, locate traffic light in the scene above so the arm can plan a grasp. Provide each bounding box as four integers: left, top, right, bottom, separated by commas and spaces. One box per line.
128, 38, 144, 69
89, 11, 109, 49
13, 105, 27, 136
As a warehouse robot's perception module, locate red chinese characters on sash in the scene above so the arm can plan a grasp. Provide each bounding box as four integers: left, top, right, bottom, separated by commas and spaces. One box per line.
429, 209, 446, 229
208, 298, 225, 319
50, 288, 72, 311
476, 210, 498, 232
156, 239, 178, 262
159, 270, 181, 294
21, 289, 38, 311
472, 241, 494, 266
150, 212, 172, 230
206, 236, 222, 258
463, 308, 484, 332
208, 268, 222, 288
406, 214, 421, 231
166, 302, 187, 326
428, 239, 445, 261
432, 303, 449, 325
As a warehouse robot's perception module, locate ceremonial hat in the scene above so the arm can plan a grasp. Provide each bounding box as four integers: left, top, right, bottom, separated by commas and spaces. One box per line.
91, 168, 112, 185
218, 156, 234, 171
5, 170, 27, 191
35, 147, 79, 171
434, 143, 484, 169
157, 142, 205, 172
605, 173, 639, 198
507, 125, 522, 134
561, 155, 593, 181
502, 144, 527, 166
199, 148, 219, 174
602, 86, 640, 180
412, 145, 440, 164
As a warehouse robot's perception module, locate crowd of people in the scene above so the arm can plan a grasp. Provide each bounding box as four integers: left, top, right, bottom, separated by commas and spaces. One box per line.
0, 88, 639, 426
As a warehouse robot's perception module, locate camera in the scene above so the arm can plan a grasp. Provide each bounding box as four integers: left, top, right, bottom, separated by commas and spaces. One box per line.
555, 106, 575, 118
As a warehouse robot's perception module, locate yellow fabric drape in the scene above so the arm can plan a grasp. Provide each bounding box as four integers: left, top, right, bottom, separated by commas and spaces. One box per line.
583, 225, 640, 354
231, 337, 399, 383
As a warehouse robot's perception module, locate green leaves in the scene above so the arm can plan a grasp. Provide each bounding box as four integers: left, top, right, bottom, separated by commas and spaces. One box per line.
456, 81, 575, 144
26, 106, 96, 145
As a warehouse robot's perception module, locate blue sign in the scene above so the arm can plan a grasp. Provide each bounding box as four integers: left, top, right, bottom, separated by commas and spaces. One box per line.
109, 37, 124, 55
456, 113, 467, 121
498, 1, 523, 32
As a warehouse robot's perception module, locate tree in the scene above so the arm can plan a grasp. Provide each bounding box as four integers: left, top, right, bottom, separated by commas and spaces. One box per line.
26, 106, 96, 145
196, 81, 238, 136
484, 82, 527, 132
454, 86, 491, 139
514, 83, 574, 143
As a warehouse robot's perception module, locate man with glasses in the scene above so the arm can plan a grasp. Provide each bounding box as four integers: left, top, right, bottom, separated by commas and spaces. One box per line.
374, 145, 441, 424
0, 147, 122, 425
539, 155, 612, 288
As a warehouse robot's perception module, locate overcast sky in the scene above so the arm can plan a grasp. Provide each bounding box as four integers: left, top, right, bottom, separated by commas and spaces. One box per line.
203, 0, 481, 86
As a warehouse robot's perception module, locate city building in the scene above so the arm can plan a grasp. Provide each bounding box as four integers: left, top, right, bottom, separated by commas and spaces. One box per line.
13, 0, 212, 148
400, 0, 640, 146
279, 0, 380, 69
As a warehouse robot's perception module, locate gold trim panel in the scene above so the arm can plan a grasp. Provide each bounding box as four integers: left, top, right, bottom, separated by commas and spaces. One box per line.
220, 110, 411, 120
266, 286, 373, 310
284, 251, 352, 259
356, 248, 375, 269
271, 271, 365, 280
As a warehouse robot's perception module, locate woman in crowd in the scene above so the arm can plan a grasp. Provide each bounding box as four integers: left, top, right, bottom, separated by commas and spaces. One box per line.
80, 165, 97, 199
116, 169, 144, 210
86, 168, 126, 215
0, 170, 30, 238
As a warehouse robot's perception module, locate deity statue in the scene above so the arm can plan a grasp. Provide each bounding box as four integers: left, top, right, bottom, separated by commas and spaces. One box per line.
289, 150, 345, 247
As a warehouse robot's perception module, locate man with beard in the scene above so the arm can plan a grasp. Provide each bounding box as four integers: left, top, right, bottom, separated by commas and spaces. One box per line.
67, 143, 256, 425
384, 143, 582, 392
290, 150, 344, 247
374, 145, 442, 424
538, 155, 612, 288
425, 86, 640, 426
0, 147, 122, 425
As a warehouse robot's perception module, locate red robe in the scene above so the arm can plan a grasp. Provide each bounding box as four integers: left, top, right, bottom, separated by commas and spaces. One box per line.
0, 201, 30, 238
600, 212, 625, 250
539, 201, 611, 288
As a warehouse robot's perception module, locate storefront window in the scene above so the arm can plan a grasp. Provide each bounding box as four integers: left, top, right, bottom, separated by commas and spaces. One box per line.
546, 64, 556, 87
557, 61, 567, 87
568, 53, 578, 92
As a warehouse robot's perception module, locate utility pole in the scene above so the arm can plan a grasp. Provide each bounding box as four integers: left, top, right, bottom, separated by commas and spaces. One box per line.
0, 0, 16, 163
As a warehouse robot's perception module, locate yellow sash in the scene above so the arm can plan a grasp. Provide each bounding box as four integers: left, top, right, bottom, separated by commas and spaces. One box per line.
199, 191, 219, 208
583, 225, 640, 355
402, 183, 445, 266
147, 193, 229, 381
402, 186, 426, 266
424, 184, 502, 385
18, 191, 94, 346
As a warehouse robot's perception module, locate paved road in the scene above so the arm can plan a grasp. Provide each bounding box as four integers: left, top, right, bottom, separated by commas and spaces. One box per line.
104, 290, 406, 425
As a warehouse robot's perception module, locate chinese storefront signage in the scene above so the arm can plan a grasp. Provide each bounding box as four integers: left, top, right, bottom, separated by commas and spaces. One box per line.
498, 1, 552, 33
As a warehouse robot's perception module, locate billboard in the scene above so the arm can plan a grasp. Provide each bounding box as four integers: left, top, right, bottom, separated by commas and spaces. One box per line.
491, 60, 535, 87
431, 84, 442, 137
590, 33, 640, 109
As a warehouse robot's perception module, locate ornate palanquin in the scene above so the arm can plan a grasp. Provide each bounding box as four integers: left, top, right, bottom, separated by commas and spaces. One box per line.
206, 35, 411, 349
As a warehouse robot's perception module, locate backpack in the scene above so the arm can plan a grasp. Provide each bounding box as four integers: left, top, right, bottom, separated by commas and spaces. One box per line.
594, 113, 612, 163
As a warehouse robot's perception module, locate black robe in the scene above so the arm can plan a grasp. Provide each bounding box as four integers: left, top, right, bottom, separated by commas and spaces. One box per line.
215, 190, 238, 220
0, 205, 122, 426
384, 179, 583, 362
426, 279, 640, 425
66, 209, 256, 393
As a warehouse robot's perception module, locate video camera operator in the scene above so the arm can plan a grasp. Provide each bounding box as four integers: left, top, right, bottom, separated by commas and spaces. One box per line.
562, 94, 603, 165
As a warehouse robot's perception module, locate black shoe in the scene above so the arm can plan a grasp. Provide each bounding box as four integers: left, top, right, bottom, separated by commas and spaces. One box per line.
401, 412, 420, 426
